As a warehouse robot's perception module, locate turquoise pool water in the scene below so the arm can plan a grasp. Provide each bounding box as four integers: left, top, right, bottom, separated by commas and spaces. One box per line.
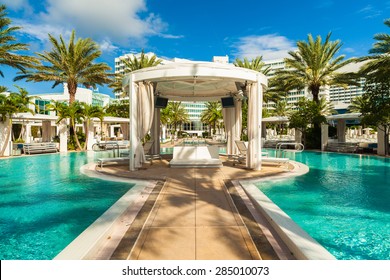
0, 152, 135, 260
257, 150, 390, 260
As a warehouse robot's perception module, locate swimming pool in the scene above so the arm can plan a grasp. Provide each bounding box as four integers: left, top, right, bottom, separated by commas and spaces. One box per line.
257, 150, 390, 260
0, 152, 135, 260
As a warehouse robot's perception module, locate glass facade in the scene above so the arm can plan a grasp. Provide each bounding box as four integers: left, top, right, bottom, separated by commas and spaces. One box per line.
35, 99, 51, 115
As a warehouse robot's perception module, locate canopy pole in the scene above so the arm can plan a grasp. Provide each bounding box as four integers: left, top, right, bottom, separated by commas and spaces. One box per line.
129, 74, 137, 171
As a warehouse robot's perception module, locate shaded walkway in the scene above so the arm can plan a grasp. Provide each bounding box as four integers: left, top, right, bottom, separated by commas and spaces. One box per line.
95, 156, 294, 260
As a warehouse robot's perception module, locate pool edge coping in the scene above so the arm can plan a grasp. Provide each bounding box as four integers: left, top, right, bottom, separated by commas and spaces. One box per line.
237, 161, 336, 260
54, 163, 158, 260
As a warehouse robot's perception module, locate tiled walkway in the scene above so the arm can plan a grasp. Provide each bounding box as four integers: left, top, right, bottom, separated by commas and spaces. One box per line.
99, 156, 291, 260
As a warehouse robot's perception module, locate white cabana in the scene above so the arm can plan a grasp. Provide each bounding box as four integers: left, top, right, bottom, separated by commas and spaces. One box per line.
123, 62, 267, 171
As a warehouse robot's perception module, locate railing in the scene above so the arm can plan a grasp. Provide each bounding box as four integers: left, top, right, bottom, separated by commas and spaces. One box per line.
92, 142, 120, 157
275, 142, 304, 157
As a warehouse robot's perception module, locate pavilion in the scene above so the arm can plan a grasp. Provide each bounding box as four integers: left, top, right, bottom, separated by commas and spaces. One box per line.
122, 62, 268, 171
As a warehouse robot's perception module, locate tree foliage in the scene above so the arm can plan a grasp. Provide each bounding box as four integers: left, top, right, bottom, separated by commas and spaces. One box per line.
200, 101, 223, 135
15, 30, 112, 104
0, 5, 37, 78
274, 33, 359, 102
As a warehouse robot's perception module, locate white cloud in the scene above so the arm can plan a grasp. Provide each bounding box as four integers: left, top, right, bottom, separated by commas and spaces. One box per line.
16, 0, 181, 49
99, 39, 119, 53
2, 0, 29, 10
233, 34, 296, 60
2, 0, 33, 14
357, 5, 382, 19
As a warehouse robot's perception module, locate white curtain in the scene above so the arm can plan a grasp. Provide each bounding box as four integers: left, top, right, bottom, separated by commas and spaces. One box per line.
120, 123, 129, 140
222, 107, 235, 155
134, 82, 155, 167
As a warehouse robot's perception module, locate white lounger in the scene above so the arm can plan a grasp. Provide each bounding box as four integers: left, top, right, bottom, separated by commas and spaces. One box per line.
96, 157, 129, 168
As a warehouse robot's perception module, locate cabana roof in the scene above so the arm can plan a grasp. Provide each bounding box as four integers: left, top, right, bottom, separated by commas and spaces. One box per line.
326, 113, 361, 120
262, 116, 289, 123
125, 62, 267, 101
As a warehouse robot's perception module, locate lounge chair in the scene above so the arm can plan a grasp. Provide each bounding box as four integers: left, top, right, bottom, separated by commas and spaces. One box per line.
233, 140, 289, 169
96, 157, 129, 168
119, 140, 162, 164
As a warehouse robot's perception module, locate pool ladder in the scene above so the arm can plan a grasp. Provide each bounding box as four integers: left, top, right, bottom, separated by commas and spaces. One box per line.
275, 142, 304, 158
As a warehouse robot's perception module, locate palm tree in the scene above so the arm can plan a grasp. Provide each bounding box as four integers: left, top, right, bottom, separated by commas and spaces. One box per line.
81, 103, 104, 150
15, 30, 112, 104
0, 91, 34, 156
234, 56, 281, 104
200, 101, 223, 135
110, 50, 162, 95
67, 101, 84, 150
121, 50, 162, 72
161, 101, 189, 136
10, 86, 36, 141
0, 5, 37, 78
233, 56, 270, 74
274, 33, 358, 103
348, 95, 370, 113
271, 100, 291, 135
0, 86, 8, 93
359, 19, 390, 82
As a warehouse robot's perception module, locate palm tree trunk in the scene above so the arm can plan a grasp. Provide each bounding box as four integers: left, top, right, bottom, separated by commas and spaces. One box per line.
312, 87, 320, 103
68, 81, 77, 104
83, 121, 88, 151
72, 120, 83, 150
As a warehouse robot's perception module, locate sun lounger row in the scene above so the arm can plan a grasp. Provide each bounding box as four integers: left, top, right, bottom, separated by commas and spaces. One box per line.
23, 143, 58, 154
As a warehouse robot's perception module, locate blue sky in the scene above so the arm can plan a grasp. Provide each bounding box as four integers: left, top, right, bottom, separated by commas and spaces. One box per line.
1, 0, 390, 97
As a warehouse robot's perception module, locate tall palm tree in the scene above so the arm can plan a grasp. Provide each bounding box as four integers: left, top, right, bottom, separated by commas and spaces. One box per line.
359, 19, 390, 82
0, 5, 37, 78
274, 33, 358, 103
15, 30, 112, 104
200, 101, 223, 135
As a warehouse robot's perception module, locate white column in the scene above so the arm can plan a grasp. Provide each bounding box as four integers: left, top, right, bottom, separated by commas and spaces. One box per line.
25, 123, 32, 143
86, 121, 95, 151
110, 125, 115, 138
295, 129, 302, 143
247, 79, 262, 170
321, 124, 329, 151
377, 125, 387, 156
162, 125, 166, 141
0, 118, 12, 157
59, 119, 68, 152
337, 119, 346, 143
42, 120, 51, 142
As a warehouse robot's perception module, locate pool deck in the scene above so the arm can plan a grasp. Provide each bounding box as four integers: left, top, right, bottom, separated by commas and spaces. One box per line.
85, 154, 301, 260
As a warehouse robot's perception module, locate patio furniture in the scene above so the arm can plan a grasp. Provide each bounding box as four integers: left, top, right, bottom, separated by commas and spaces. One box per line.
23, 143, 58, 154
169, 146, 222, 168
